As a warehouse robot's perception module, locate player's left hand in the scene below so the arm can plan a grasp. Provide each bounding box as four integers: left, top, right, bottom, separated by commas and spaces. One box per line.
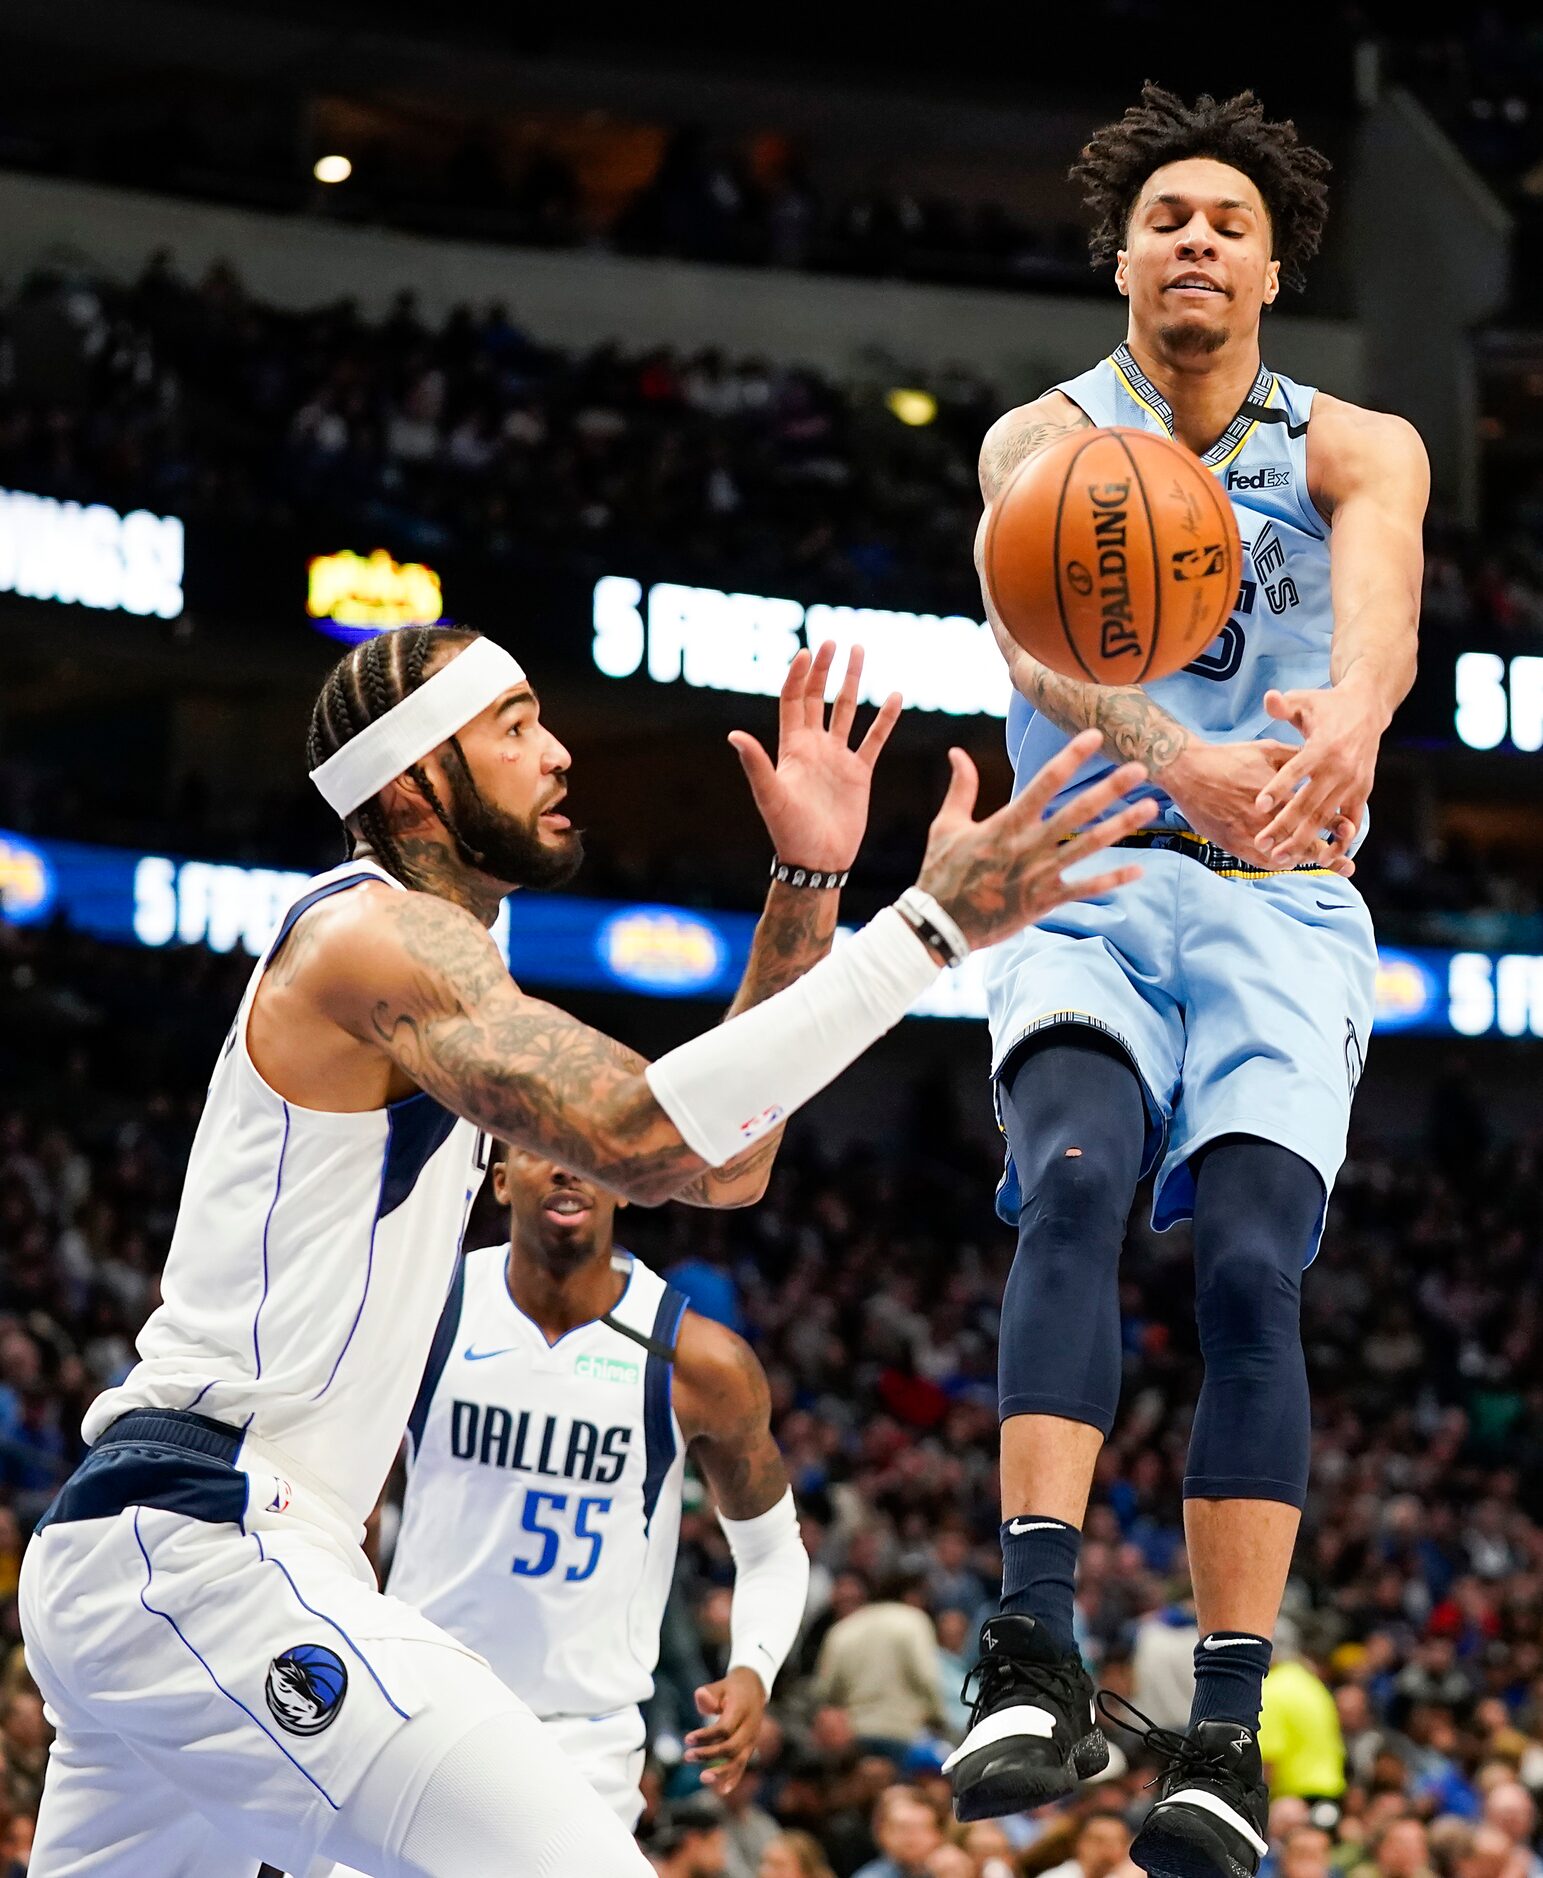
728, 642, 903, 875
1254, 683, 1383, 868
683, 1665, 767, 1794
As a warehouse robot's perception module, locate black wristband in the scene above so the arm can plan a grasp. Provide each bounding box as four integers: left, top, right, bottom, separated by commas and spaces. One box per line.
769, 856, 850, 891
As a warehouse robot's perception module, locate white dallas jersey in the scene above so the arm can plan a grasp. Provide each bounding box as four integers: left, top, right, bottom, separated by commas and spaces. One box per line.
84, 861, 486, 1532
388, 1242, 690, 1719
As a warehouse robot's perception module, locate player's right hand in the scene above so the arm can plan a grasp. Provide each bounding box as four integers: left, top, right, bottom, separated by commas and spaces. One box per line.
1161, 737, 1357, 876
914, 728, 1155, 951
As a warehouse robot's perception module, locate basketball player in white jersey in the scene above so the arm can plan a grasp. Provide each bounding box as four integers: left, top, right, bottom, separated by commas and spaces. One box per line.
944, 85, 1428, 1878
19, 626, 1157, 1877
340, 1140, 804, 1854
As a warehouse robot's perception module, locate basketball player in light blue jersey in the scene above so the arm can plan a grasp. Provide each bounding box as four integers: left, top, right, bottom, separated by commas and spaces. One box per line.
945, 86, 1429, 1878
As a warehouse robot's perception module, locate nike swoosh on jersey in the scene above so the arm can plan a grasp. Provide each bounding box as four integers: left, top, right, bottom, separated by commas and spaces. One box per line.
1241, 401, 1311, 439
462, 1345, 518, 1362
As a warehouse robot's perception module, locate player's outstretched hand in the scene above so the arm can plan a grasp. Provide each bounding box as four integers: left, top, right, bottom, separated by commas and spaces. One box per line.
915, 728, 1155, 952
728, 641, 903, 875
683, 1666, 768, 1794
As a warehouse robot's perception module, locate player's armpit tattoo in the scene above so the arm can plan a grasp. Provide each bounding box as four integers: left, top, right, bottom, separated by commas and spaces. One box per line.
979, 408, 1094, 501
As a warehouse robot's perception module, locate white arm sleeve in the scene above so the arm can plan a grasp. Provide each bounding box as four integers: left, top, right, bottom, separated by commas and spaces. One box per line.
719, 1489, 810, 1697
644, 907, 940, 1167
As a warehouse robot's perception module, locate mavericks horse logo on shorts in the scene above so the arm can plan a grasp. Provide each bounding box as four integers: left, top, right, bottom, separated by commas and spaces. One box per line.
265, 1644, 348, 1736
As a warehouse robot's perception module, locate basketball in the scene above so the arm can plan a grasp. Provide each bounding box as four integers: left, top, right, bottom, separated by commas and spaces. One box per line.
981, 425, 1242, 685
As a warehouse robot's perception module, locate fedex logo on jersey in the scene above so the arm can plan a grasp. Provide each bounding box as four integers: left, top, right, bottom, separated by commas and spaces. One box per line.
450, 1401, 633, 1484
1226, 465, 1291, 491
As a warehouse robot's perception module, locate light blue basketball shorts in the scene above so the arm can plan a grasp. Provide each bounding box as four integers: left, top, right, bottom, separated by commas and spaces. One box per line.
982, 837, 1378, 1255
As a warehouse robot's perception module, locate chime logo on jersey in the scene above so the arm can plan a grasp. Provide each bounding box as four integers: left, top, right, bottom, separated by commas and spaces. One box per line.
264, 1644, 347, 1736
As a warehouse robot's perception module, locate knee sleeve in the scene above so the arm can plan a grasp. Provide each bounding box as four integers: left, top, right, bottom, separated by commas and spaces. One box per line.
1185, 1138, 1322, 1507
997, 1034, 1147, 1432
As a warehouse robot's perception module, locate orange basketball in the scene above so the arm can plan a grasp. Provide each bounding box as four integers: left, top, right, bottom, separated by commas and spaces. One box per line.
981, 426, 1241, 685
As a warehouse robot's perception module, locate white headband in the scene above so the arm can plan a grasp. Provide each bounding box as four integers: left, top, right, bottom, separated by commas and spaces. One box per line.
309, 637, 528, 818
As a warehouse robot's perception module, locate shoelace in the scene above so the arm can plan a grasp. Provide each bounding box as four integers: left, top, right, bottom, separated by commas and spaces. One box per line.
1096, 1691, 1252, 1793
960, 1648, 1088, 1733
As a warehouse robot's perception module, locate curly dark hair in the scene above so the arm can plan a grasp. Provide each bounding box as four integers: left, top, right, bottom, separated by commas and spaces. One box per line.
306, 624, 482, 879
1072, 82, 1331, 291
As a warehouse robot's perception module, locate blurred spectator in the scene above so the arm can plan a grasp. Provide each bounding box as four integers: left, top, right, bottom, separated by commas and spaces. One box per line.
957, 1820, 1018, 1878
1259, 1619, 1347, 1805
1482, 1786, 1541, 1878
1039, 1810, 1134, 1878
815, 1571, 946, 1756
935, 1608, 974, 1740
1130, 1580, 1199, 1732
853, 1785, 944, 1878
722, 1759, 781, 1878
1350, 1817, 1437, 1878
654, 1793, 732, 1877
759, 1833, 837, 1878
1279, 1824, 1334, 1878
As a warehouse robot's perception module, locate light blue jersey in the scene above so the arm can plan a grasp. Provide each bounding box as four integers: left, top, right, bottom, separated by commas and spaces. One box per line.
984, 346, 1380, 1248
1007, 343, 1331, 820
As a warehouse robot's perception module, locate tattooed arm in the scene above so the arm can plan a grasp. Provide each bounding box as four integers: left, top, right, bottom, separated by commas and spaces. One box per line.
979, 394, 1354, 872
303, 730, 1153, 1207
979, 392, 1193, 772
674, 1312, 789, 1521
673, 639, 902, 1208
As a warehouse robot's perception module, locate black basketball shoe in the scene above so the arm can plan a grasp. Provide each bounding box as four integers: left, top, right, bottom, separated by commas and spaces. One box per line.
1101, 1695, 1269, 1878
945, 1614, 1109, 1821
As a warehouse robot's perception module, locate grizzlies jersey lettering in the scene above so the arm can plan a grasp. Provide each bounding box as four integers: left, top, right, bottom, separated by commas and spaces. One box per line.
388, 1244, 689, 1719
83, 861, 486, 1532
1007, 343, 1333, 820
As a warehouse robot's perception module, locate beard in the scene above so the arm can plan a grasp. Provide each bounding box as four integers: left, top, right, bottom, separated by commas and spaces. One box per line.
442, 745, 585, 891
1156, 317, 1230, 357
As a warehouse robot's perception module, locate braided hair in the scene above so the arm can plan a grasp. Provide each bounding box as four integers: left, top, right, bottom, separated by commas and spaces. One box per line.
306, 625, 483, 881
1073, 82, 1331, 291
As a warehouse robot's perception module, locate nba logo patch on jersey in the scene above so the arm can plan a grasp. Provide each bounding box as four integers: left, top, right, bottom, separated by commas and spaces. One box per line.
266, 1476, 293, 1514
265, 1644, 347, 1736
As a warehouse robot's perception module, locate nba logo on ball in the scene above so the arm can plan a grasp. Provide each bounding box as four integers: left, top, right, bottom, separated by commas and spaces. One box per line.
265, 1644, 347, 1736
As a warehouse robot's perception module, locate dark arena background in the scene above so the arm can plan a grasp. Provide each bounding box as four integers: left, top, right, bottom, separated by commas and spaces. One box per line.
2, 6, 1543, 1875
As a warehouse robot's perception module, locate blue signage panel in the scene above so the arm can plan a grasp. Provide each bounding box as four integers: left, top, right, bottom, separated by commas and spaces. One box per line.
1, 826, 1537, 1037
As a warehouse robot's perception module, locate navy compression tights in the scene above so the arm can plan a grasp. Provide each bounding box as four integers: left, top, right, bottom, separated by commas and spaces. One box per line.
997, 1034, 1321, 1507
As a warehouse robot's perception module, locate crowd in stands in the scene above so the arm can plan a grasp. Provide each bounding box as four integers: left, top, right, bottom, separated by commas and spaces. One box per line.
3, 916, 1543, 1874
7, 254, 1543, 639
